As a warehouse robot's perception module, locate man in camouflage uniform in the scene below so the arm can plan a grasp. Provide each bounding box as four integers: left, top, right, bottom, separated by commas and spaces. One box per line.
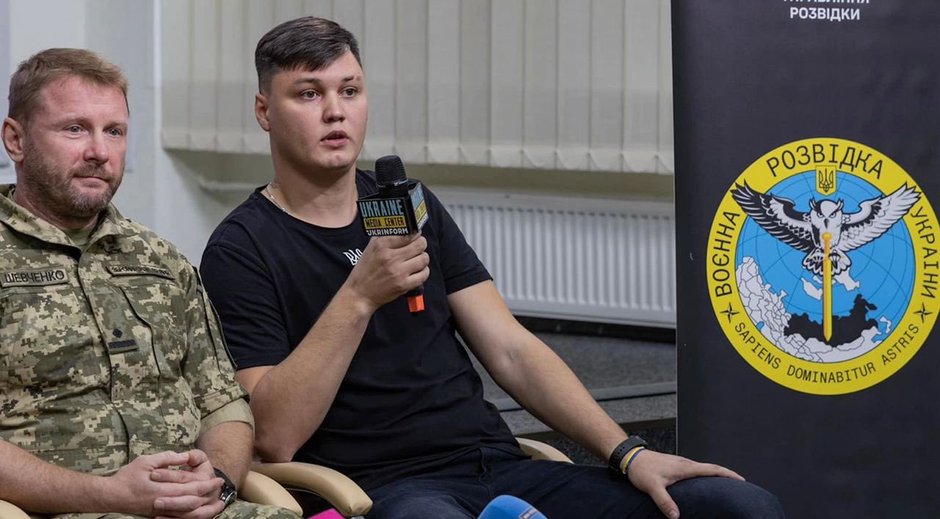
0, 49, 299, 519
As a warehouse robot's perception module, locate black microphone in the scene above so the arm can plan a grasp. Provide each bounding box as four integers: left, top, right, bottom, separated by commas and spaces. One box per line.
357, 155, 429, 313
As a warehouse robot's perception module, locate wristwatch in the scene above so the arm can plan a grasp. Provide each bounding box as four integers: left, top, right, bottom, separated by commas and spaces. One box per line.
214, 468, 237, 508
608, 436, 648, 476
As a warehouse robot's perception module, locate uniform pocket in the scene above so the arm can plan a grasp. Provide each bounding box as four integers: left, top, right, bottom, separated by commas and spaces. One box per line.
118, 280, 188, 379
111, 278, 200, 450
0, 284, 95, 387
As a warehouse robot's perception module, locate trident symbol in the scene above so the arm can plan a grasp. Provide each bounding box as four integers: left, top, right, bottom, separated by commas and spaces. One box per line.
816, 166, 836, 195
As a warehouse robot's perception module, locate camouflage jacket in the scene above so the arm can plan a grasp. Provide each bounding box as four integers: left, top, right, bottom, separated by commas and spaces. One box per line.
0, 185, 250, 475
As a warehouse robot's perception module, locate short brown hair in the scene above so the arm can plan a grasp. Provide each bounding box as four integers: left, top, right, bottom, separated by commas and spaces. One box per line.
255, 16, 361, 93
7, 48, 128, 123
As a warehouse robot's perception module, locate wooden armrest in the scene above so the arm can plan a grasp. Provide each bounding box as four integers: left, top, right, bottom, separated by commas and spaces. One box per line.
253, 462, 372, 517
0, 499, 31, 519
516, 437, 573, 463
240, 470, 303, 516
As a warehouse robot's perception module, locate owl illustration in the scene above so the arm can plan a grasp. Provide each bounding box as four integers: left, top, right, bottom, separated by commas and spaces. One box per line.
731, 182, 920, 276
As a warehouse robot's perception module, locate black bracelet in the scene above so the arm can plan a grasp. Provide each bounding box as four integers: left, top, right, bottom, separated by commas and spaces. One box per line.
608, 436, 648, 476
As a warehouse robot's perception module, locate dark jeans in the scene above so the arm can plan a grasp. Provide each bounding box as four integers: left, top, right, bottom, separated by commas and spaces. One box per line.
365, 448, 784, 519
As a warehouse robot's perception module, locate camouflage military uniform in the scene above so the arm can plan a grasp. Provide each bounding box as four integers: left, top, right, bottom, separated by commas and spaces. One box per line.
0, 186, 298, 519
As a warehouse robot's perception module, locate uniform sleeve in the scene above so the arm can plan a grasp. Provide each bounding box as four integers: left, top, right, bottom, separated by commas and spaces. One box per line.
199, 225, 293, 370
423, 187, 493, 294
200, 398, 253, 432
180, 265, 252, 427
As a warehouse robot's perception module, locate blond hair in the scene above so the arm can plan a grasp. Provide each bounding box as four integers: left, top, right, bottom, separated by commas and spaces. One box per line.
7, 48, 128, 123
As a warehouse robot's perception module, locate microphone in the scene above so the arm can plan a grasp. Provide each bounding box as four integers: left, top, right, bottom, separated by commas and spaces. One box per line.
357, 155, 429, 313
309, 509, 343, 519
478, 495, 547, 519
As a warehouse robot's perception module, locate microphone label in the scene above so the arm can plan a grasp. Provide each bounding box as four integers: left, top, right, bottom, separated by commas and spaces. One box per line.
411, 184, 429, 228
358, 182, 429, 237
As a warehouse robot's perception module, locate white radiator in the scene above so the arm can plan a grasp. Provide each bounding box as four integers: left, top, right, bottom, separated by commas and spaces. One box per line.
437, 189, 675, 327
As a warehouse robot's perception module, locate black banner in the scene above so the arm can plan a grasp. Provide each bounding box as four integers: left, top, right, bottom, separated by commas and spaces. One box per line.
673, 1, 940, 516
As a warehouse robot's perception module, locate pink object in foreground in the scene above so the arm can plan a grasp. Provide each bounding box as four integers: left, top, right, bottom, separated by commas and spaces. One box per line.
309, 509, 344, 519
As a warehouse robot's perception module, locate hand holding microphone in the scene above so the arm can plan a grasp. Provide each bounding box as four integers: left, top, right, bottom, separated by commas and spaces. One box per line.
357, 155, 430, 313
344, 232, 428, 313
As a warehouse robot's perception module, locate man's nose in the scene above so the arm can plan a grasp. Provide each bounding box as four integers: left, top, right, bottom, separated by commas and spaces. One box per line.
83, 132, 110, 164
322, 94, 345, 122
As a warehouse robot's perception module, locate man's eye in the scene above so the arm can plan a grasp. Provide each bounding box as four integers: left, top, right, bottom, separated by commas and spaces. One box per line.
342, 87, 358, 97
66, 125, 83, 133
108, 128, 125, 137
301, 90, 319, 99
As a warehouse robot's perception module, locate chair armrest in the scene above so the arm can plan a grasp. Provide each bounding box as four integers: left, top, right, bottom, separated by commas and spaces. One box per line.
240, 470, 303, 516
253, 462, 372, 518
0, 499, 31, 519
516, 437, 573, 463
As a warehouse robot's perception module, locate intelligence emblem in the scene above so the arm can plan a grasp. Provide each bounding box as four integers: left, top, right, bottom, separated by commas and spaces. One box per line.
707, 138, 938, 394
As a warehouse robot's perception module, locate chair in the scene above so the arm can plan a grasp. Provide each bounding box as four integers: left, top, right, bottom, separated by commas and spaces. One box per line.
0, 498, 30, 519
253, 437, 573, 519
241, 470, 304, 514
0, 470, 303, 518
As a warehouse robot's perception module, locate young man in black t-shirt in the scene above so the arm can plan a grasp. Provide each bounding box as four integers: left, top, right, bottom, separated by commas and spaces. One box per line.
200, 16, 784, 519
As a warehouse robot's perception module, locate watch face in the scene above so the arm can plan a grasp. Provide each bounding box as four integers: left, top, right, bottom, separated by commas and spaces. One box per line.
215, 469, 237, 507
220, 484, 237, 507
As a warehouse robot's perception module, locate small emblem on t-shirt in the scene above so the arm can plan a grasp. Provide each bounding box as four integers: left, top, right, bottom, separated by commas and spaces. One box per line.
342, 248, 363, 266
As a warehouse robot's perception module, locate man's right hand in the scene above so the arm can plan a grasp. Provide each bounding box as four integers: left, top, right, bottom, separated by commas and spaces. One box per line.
344, 233, 430, 312
102, 451, 224, 518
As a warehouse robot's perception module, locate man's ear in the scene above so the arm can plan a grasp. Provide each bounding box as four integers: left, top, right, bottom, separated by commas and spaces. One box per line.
1, 117, 26, 163
255, 93, 271, 132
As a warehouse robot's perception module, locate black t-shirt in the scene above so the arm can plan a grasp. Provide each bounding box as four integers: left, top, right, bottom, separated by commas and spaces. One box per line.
200, 170, 522, 489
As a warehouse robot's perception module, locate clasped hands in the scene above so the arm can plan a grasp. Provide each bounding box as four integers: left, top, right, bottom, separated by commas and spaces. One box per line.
108, 449, 225, 519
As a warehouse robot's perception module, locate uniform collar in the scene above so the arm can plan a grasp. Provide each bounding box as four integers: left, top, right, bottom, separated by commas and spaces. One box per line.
0, 184, 127, 248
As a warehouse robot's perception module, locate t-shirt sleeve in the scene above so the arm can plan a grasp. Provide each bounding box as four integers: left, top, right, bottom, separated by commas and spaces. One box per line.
423, 187, 493, 294
200, 224, 293, 370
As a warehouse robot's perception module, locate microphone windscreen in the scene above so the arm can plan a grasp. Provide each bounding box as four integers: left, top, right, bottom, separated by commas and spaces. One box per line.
375, 155, 407, 186
477, 495, 547, 519
308, 508, 344, 519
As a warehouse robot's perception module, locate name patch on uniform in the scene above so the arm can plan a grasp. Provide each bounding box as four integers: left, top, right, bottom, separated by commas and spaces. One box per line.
107, 265, 173, 280
1, 268, 69, 287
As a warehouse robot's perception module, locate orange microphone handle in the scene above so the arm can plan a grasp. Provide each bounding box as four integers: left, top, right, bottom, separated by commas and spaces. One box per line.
406, 286, 425, 313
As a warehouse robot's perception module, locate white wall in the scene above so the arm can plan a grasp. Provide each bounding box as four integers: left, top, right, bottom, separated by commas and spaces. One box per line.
0, 0, 231, 262
2, 0, 88, 179
1, 0, 88, 177
0, 0, 9, 173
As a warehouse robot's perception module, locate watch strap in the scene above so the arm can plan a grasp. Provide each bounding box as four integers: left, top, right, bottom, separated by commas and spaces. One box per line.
214, 468, 237, 507
608, 436, 648, 476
